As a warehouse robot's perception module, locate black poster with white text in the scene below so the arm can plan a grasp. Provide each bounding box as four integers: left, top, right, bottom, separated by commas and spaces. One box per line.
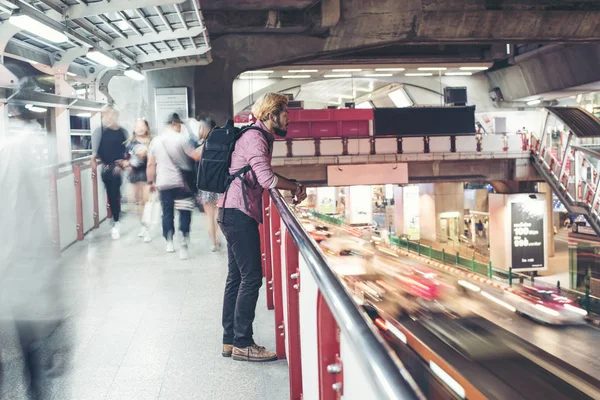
511, 202, 545, 270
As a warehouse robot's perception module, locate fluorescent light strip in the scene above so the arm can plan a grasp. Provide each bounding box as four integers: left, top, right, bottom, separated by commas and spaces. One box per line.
241, 70, 273, 74
239, 75, 270, 80
323, 74, 352, 78
376, 68, 405, 71
430, 361, 466, 399
481, 291, 517, 312
445, 72, 473, 76
66, 72, 77, 77
86, 51, 118, 68
76, 112, 92, 118
282, 75, 311, 79
418, 67, 447, 71
288, 69, 318, 73
405, 73, 433, 77
364, 73, 393, 77
527, 99, 541, 105
9, 15, 68, 44
459, 66, 489, 71
25, 104, 47, 113
124, 69, 145, 81
332, 68, 362, 72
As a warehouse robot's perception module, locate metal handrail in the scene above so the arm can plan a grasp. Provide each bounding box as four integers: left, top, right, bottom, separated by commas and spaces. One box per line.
269, 189, 423, 400
43, 155, 92, 171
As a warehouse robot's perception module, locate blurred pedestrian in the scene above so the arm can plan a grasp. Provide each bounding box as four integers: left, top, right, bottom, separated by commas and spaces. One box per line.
127, 118, 152, 242
195, 118, 222, 251
0, 105, 71, 399
147, 113, 201, 259
91, 106, 129, 240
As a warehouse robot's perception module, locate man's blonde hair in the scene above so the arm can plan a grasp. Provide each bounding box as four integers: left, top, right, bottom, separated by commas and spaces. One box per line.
251, 93, 289, 121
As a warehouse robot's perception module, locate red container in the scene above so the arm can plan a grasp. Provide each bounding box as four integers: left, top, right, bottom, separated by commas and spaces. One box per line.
286, 122, 310, 138
311, 121, 338, 138
340, 120, 369, 137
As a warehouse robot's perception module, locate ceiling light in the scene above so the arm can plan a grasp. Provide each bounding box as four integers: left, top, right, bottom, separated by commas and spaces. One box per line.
9, 14, 68, 44
324, 74, 352, 78
527, 99, 541, 106
418, 67, 447, 71
288, 69, 318, 73
25, 104, 47, 113
375, 68, 405, 72
445, 72, 473, 76
86, 51, 118, 67
282, 75, 311, 79
364, 73, 393, 77
66, 71, 77, 77
332, 68, 362, 72
76, 112, 92, 118
241, 70, 273, 74
239, 75, 270, 80
459, 66, 489, 71
405, 73, 433, 77
388, 88, 412, 108
124, 69, 145, 81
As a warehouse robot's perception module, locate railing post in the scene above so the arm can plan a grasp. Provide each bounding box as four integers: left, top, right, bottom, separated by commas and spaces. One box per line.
91, 163, 100, 228
455, 251, 459, 267
73, 163, 84, 241
49, 170, 61, 254
369, 137, 376, 155
417, 241, 421, 256
284, 228, 303, 400
396, 137, 403, 154
442, 248, 445, 264
450, 135, 456, 153
509, 267, 513, 286
471, 255, 475, 273
317, 292, 342, 400
269, 198, 286, 359
429, 245, 432, 259
423, 136, 430, 153
314, 138, 322, 157
286, 139, 294, 158
558, 131, 573, 181
262, 191, 274, 310
488, 261, 493, 278
342, 137, 349, 156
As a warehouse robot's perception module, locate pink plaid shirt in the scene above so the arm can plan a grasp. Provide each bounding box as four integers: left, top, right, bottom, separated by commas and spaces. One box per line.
218, 120, 276, 223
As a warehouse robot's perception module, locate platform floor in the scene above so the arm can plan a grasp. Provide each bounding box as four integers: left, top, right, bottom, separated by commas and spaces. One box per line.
1, 211, 289, 400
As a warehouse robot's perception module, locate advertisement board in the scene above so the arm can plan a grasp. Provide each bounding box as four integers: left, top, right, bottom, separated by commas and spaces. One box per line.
403, 185, 420, 240
510, 197, 546, 271
316, 187, 336, 214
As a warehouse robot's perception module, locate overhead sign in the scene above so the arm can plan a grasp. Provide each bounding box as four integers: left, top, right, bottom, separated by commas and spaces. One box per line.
327, 163, 408, 186
155, 87, 188, 128
510, 198, 546, 271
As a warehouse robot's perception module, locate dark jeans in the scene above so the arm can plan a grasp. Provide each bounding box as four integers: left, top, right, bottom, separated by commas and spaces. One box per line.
159, 188, 192, 240
219, 208, 262, 348
101, 168, 122, 222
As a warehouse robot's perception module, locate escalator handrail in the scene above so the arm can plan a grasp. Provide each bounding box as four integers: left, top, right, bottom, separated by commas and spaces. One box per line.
269, 189, 423, 400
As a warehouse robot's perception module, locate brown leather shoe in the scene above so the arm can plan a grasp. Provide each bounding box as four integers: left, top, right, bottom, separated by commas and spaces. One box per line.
232, 344, 277, 362
222, 344, 233, 357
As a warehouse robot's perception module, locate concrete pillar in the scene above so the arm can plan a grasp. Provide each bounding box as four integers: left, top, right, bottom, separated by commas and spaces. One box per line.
419, 184, 436, 242
539, 182, 555, 257
344, 185, 373, 225
419, 183, 464, 243
49, 106, 71, 164
394, 186, 404, 236
0, 102, 8, 146
194, 58, 237, 126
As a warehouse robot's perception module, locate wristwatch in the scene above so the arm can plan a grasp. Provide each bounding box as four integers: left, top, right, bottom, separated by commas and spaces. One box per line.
147, 181, 154, 185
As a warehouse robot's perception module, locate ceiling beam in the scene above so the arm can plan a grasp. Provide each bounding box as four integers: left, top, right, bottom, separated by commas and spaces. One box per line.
139, 56, 210, 71
135, 45, 210, 63
63, 0, 186, 20
110, 26, 205, 48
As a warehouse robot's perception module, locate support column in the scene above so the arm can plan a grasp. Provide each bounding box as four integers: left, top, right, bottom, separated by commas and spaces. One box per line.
194, 58, 237, 125
52, 75, 72, 163
539, 183, 555, 258
0, 102, 8, 146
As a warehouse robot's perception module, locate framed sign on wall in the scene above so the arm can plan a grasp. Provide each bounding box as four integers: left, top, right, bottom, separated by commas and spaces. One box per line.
155, 87, 188, 128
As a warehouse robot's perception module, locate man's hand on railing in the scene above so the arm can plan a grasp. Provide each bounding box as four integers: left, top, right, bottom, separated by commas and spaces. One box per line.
293, 183, 307, 205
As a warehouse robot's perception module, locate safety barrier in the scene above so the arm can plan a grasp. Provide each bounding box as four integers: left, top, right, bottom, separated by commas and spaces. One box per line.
260, 190, 423, 400
46, 156, 108, 252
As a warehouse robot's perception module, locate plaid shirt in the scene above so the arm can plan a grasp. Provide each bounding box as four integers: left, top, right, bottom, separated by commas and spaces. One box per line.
218, 120, 276, 223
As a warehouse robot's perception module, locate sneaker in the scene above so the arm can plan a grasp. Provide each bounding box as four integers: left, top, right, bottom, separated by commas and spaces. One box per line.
143, 230, 152, 243
138, 226, 146, 238
111, 222, 121, 240
222, 344, 233, 357
165, 240, 175, 253
232, 344, 277, 362
210, 245, 218, 252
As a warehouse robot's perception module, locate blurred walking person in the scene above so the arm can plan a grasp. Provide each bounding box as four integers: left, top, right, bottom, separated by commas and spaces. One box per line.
195, 118, 222, 251
0, 105, 71, 399
147, 113, 201, 259
127, 118, 153, 242
91, 106, 129, 240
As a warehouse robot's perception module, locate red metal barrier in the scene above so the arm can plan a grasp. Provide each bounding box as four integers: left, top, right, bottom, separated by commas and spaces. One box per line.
269, 199, 286, 359
284, 227, 303, 400
263, 191, 274, 310
73, 164, 84, 241
317, 292, 342, 399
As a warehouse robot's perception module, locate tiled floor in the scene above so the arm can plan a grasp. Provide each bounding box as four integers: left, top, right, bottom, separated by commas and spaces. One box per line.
1, 212, 289, 400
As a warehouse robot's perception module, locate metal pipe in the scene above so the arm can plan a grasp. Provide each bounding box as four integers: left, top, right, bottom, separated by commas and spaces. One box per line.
269, 189, 423, 400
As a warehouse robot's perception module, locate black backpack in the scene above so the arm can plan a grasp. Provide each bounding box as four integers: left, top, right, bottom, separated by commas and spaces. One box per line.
196, 120, 270, 209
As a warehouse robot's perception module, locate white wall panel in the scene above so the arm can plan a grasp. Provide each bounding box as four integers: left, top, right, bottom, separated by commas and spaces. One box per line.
57, 174, 77, 249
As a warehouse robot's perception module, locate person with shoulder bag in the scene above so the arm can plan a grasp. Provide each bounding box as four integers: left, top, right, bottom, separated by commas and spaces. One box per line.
197, 93, 307, 362
146, 113, 202, 260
